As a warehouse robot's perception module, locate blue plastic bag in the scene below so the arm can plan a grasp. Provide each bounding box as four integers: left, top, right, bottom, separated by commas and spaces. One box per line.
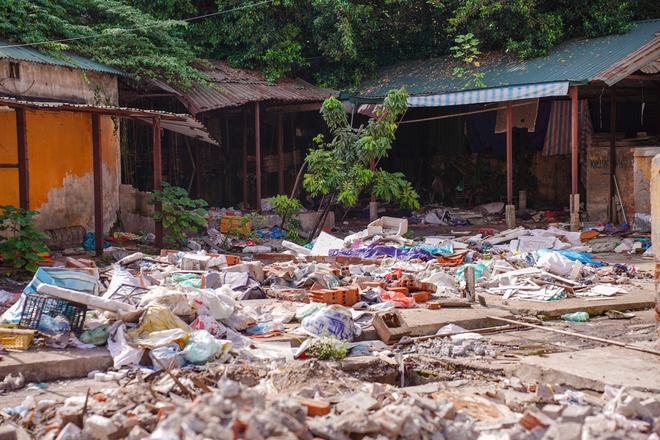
456, 263, 490, 280
537, 249, 602, 267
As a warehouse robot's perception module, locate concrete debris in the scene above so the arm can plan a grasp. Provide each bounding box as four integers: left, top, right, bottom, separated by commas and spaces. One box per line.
0, 212, 656, 439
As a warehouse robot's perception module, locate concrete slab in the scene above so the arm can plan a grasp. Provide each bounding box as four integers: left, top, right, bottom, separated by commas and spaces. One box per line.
506, 345, 660, 393
0, 347, 112, 382
483, 287, 654, 318
357, 306, 515, 341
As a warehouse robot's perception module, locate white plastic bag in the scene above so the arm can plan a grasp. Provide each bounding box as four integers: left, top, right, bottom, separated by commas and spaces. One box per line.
107, 321, 144, 369
180, 330, 232, 364
186, 287, 235, 320
102, 264, 140, 300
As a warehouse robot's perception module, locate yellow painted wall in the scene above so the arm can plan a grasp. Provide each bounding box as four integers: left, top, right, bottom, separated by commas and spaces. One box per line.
0, 109, 120, 232
27, 110, 94, 209
0, 111, 19, 206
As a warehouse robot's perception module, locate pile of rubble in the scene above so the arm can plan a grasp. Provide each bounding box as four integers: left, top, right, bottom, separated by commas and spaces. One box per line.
2, 356, 660, 440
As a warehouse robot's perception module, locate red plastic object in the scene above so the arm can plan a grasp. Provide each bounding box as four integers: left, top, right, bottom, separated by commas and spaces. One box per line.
380, 291, 416, 308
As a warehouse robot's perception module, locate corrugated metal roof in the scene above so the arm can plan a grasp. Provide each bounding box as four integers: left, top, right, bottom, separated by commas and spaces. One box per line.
0, 41, 123, 75
354, 19, 660, 100
0, 96, 218, 145
176, 60, 337, 114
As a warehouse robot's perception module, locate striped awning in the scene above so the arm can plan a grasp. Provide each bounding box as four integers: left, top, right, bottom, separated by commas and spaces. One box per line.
408, 82, 569, 107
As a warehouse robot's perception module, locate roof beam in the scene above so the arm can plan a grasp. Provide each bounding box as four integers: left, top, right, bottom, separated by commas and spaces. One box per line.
625, 74, 660, 81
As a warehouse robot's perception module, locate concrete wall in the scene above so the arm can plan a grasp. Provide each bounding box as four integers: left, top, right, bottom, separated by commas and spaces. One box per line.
118, 184, 155, 234
633, 147, 660, 215
586, 146, 633, 223
0, 109, 121, 233
0, 60, 118, 105
0, 62, 121, 233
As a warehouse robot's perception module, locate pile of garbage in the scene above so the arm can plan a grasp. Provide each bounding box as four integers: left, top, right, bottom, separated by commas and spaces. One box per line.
2, 355, 659, 440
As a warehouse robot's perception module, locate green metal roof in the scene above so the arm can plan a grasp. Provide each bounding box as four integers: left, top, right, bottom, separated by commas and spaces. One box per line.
354, 19, 660, 101
0, 41, 124, 75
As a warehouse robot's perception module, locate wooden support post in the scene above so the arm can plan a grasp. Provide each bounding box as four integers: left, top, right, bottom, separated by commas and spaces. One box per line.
243, 108, 248, 208
505, 101, 515, 229
609, 88, 617, 224
370, 158, 377, 221
651, 155, 660, 345
153, 117, 163, 249
92, 114, 103, 256
194, 140, 200, 198
16, 108, 29, 211
277, 113, 284, 195
570, 86, 580, 232
465, 265, 476, 303
255, 102, 262, 211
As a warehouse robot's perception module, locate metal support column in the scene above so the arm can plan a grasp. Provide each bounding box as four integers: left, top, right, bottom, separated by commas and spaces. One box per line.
153, 117, 163, 248
92, 114, 103, 255
277, 113, 284, 194
609, 88, 617, 223
570, 86, 580, 232
16, 108, 29, 211
255, 102, 262, 211
505, 101, 515, 229
242, 108, 248, 208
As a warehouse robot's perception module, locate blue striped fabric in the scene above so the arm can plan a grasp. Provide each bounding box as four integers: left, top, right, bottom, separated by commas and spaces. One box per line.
407, 82, 569, 107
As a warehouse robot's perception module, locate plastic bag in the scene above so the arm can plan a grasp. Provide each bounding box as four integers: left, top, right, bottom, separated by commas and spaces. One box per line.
107, 321, 144, 369
537, 248, 602, 267
295, 302, 327, 321
128, 305, 191, 338
301, 305, 361, 341
562, 312, 589, 322
133, 329, 189, 349
245, 321, 284, 336
149, 344, 186, 371
102, 264, 140, 300
169, 273, 202, 288
139, 288, 193, 316
456, 263, 490, 280
79, 323, 110, 346
187, 288, 235, 321
536, 251, 579, 278
190, 315, 223, 336
38, 314, 71, 332
379, 291, 416, 308
181, 330, 232, 364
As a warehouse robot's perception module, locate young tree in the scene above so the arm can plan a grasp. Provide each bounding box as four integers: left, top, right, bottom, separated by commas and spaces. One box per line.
303, 88, 419, 237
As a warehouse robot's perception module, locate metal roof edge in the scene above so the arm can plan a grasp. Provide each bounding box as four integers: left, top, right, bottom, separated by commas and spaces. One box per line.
591, 35, 660, 85
0, 40, 124, 76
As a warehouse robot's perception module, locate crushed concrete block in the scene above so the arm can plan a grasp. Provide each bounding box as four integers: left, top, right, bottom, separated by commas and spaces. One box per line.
372, 310, 411, 343
541, 422, 582, 440
541, 404, 564, 420
641, 398, 660, 418
336, 392, 379, 412
536, 383, 554, 399
559, 405, 592, 423
509, 377, 526, 392
126, 426, 149, 440
0, 425, 17, 440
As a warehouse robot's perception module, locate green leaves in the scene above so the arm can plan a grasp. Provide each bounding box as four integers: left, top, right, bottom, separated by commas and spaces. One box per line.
303, 88, 419, 211
0, 205, 50, 273
150, 182, 208, 248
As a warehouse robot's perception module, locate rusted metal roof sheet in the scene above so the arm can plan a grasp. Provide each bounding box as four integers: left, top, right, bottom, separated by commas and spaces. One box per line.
592, 30, 660, 84
177, 60, 337, 114
0, 96, 218, 145
354, 19, 660, 101
640, 57, 660, 73
0, 41, 124, 75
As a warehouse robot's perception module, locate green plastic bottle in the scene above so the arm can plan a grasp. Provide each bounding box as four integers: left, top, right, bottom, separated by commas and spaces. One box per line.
562, 312, 590, 322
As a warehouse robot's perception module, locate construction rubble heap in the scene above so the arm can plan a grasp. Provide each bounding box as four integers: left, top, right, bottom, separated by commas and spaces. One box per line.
0, 215, 657, 440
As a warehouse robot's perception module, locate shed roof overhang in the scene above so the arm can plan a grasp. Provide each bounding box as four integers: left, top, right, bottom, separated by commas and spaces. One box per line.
0, 97, 219, 145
